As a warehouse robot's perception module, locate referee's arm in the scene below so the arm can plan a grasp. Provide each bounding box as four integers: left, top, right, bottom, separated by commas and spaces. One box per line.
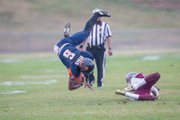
107, 36, 113, 56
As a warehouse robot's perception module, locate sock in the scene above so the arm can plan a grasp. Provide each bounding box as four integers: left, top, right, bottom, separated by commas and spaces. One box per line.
125, 92, 139, 100
132, 79, 146, 90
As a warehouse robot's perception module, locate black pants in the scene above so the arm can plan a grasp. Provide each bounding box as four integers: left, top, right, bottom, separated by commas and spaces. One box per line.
86, 45, 106, 87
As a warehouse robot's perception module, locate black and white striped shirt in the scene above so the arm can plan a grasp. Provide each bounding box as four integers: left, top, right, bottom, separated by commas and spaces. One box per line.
88, 21, 112, 47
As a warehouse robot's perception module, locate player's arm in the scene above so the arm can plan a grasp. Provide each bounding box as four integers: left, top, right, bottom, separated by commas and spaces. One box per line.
83, 75, 93, 91
68, 72, 85, 91
68, 73, 93, 91
107, 36, 113, 56
68, 77, 83, 90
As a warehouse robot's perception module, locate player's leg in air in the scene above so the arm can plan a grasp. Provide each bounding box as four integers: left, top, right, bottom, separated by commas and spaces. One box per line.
143, 72, 160, 88
55, 9, 111, 50
133, 72, 160, 93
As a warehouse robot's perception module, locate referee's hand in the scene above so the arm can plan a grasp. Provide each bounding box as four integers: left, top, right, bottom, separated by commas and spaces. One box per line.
108, 49, 113, 56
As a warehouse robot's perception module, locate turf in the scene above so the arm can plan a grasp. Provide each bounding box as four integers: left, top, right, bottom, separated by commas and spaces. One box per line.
0, 52, 180, 120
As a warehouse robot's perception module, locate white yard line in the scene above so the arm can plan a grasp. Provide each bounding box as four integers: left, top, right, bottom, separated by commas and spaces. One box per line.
0, 59, 19, 63
0, 80, 58, 86
142, 56, 161, 61
0, 90, 26, 95
20, 75, 66, 79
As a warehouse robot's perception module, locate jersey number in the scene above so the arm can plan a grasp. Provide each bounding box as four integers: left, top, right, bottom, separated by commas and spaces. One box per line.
63, 49, 75, 60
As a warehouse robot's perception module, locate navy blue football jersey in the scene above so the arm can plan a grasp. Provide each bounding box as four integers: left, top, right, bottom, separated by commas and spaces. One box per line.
59, 44, 93, 78
55, 31, 92, 82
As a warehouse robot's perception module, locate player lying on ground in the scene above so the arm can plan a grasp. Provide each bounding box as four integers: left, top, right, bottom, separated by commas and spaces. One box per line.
54, 9, 111, 90
115, 72, 160, 101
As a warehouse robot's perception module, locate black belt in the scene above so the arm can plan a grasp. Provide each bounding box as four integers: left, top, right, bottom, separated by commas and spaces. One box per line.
87, 43, 104, 49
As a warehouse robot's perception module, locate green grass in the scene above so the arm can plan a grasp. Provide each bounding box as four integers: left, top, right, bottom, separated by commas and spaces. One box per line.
0, 52, 180, 120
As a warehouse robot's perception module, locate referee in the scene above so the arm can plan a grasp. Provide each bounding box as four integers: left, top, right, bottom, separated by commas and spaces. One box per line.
80, 9, 113, 88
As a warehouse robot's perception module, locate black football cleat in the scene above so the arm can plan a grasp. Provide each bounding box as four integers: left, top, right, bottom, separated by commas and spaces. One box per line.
93, 8, 111, 17
64, 22, 71, 37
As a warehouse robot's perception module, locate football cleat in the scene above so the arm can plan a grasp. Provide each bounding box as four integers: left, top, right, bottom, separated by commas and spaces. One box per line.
92, 8, 111, 17
64, 22, 71, 37
115, 89, 126, 96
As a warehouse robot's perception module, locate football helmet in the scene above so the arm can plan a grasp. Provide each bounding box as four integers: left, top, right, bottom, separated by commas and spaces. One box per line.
125, 72, 138, 83
81, 58, 94, 75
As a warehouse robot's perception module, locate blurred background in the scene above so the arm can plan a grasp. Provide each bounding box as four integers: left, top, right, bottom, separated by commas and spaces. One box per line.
0, 0, 180, 54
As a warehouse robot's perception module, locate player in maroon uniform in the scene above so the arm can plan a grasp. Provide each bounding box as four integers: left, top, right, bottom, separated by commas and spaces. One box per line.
115, 72, 160, 101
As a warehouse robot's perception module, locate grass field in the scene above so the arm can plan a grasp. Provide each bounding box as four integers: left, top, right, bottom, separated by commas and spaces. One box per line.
0, 52, 180, 120
0, 1, 180, 119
